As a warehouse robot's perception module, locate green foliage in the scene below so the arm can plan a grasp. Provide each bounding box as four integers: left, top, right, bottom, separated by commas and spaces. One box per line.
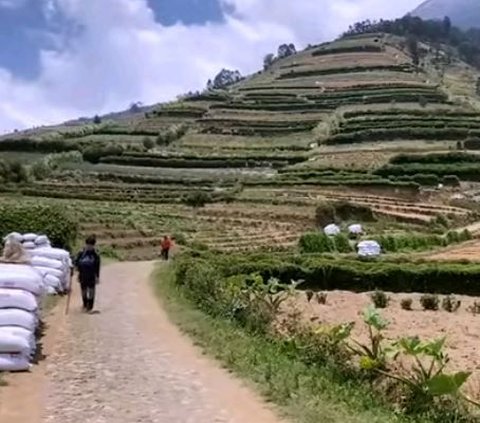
441, 295, 461, 313
314, 201, 375, 227
82, 143, 124, 164
0, 203, 78, 250
401, 298, 413, 311
299, 233, 354, 254
420, 294, 439, 311
0, 160, 29, 183
142, 137, 154, 150
183, 191, 212, 208
370, 290, 389, 309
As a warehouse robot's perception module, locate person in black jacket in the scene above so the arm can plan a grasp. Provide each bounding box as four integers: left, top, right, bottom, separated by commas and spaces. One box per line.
75, 235, 101, 312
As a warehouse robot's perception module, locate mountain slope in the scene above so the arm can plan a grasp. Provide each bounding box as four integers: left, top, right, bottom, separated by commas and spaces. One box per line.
411, 0, 480, 30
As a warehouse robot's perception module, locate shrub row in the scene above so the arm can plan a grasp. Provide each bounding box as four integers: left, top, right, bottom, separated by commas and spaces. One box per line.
299, 233, 353, 253
197, 253, 480, 296
375, 163, 480, 181
343, 109, 480, 119
340, 120, 480, 133
390, 152, 480, 165
277, 64, 415, 79
0, 203, 78, 250
311, 45, 383, 56
327, 128, 480, 144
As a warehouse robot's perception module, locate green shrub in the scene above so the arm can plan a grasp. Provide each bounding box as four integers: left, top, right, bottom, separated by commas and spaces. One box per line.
400, 298, 413, 310
441, 295, 461, 313
183, 191, 212, 208
299, 233, 335, 253
334, 233, 353, 253
0, 203, 78, 250
420, 294, 439, 311
0, 160, 29, 183
442, 175, 460, 186
315, 202, 336, 227
370, 290, 389, 308
142, 137, 155, 150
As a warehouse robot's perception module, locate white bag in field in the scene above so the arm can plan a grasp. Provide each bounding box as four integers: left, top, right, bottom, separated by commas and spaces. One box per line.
34, 235, 49, 246
324, 224, 340, 236
0, 332, 31, 354
0, 289, 38, 312
0, 353, 31, 372
348, 224, 363, 235
22, 241, 36, 250
357, 240, 381, 258
0, 309, 37, 331
45, 286, 57, 295
0, 327, 35, 345
30, 256, 64, 270
22, 233, 38, 242
0, 264, 44, 296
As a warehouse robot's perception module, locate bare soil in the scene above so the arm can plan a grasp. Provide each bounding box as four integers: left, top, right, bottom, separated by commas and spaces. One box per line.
289, 290, 480, 397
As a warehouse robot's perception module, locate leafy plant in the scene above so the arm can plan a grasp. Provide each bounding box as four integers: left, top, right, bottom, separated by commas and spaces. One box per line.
467, 301, 480, 316
441, 295, 461, 313
400, 298, 413, 311
349, 306, 389, 370
316, 292, 328, 305
370, 290, 389, 308
420, 294, 439, 311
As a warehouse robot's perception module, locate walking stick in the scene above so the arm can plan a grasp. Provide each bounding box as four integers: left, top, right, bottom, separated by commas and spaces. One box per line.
65, 269, 74, 315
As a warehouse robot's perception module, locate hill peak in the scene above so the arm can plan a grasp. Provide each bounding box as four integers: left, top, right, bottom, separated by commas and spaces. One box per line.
411, 0, 480, 30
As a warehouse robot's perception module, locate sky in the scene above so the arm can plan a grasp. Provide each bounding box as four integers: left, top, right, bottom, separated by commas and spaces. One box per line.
0, 0, 423, 132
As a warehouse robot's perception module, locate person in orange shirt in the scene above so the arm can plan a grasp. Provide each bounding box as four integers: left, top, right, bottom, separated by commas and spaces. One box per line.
160, 236, 172, 261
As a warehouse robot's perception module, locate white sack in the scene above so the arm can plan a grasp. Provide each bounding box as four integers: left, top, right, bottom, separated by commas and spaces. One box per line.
30, 256, 64, 270
0, 354, 31, 372
32, 247, 70, 262
4, 232, 23, 243
34, 235, 49, 246
0, 327, 35, 345
348, 224, 363, 234
43, 274, 62, 290
34, 266, 64, 280
0, 309, 37, 331
357, 240, 381, 258
0, 264, 44, 296
22, 242, 35, 250
0, 289, 38, 312
324, 224, 340, 236
22, 233, 38, 242
0, 333, 31, 354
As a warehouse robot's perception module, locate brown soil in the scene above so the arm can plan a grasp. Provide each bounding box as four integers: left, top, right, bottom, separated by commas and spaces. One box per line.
289, 290, 480, 397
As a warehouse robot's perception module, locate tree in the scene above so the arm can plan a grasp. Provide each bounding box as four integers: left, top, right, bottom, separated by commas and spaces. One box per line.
142, 137, 154, 150
277, 43, 296, 59
476, 77, 480, 96
210, 69, 243, 90
407, 36, 420, 66
263, 53, 275, 70
93, 115, 102, 124
443, 16, 451, 37
129, 102, 143, 113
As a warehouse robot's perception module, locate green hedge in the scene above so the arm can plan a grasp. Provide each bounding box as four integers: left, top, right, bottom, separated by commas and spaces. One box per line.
390, 152, 480, 165
299, 233, 353, 253
0, 203, 78, 250
376, 163, 480, 181
278, 64, 415, 79
343, 110, 480, 119
191, 253, 480, 296
311, 45, 383, 56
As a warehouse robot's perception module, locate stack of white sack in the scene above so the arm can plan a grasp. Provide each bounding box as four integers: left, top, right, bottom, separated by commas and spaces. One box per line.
324, 224, 341, 236
357, 240, 381, 258
4, 233, 72, 295
0, 263, 44, 372
30, 246, 72, 294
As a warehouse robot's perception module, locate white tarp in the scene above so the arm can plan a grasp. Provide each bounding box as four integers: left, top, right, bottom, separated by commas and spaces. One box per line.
357, 240, 381, 258
0, 289, 38, 312
0, 353, 31, 372
0, 309, 37, 331
0, 264, 45, 296
348, 224, 363, 234
324, 224, 341, 236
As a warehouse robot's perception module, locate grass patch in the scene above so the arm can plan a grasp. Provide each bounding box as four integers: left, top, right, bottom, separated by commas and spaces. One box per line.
152, 264, 421, 423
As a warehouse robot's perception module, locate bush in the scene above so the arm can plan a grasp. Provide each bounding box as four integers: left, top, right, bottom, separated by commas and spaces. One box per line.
400, 298, 413, 310
442, 175, 460, 186
420, 294, 439, 311
464, 137, 480, 150
299, 233, 335, 253
315, 202, 336, 227
82, 143, 124, 164
0, 203, 78, 250
441, 295, 461, 312
0, 160, 29, 183
315, 201, 375, 227
370, 290, 389, 308
142, 137, 154, 150
183, 191, 212, 208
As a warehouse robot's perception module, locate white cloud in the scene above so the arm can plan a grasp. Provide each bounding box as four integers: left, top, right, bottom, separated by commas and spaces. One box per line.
0, 0, 28, 9
0, 0, 423, 133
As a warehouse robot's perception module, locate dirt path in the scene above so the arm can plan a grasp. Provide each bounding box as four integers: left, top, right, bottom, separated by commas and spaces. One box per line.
39, 261, 283, 423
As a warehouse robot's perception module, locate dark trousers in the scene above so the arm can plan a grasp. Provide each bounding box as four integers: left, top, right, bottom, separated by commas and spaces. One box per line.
80, 283, 96, 311
161, 248, 170, 260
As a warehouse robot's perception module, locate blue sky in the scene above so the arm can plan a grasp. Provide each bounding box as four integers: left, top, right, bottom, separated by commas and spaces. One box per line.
0, 0, 422, 132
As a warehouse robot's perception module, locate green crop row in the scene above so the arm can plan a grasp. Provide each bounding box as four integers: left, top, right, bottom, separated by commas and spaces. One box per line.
375, 163, 480, 181
390, 152, 480, 165
343, 109, 480, 119
339, 120, 480, 133
187, 252, 480, 296
311, 45, 383, 56
327, 128, 480, 144
277, 64, 416, 80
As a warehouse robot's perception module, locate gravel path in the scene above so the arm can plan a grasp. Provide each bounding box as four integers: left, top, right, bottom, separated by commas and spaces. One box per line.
42, 261, 282, 423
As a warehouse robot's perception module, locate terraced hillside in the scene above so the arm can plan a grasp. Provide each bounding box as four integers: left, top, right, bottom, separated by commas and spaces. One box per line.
2, 32, 480, 257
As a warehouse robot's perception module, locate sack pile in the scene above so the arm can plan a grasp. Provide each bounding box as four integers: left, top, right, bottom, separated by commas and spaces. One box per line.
5, 233, 72, 295
348, 224, 363, 235
0, 263, 44, 371
324, 224, 341, 236
357, 240, 381, 258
